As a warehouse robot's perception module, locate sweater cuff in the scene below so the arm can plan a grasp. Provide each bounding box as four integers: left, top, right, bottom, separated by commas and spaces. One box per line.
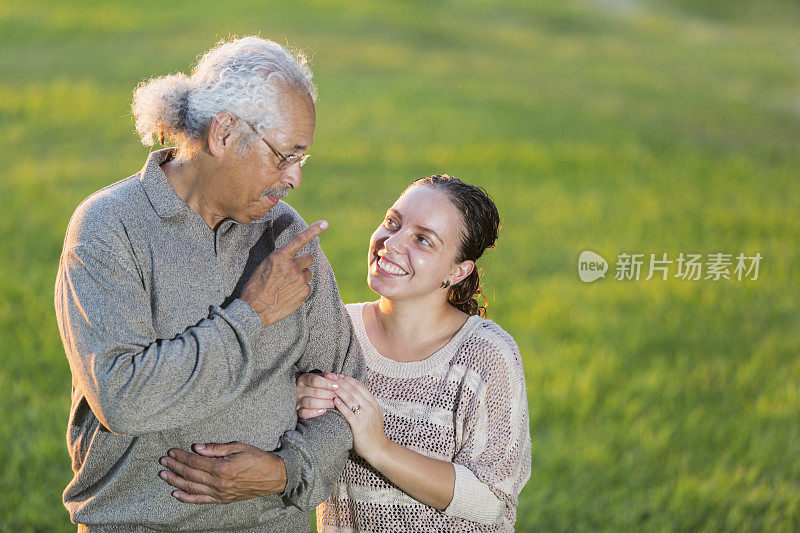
444, 463, 505, 525
222, 298, 265, 336
272, 443, 304, 509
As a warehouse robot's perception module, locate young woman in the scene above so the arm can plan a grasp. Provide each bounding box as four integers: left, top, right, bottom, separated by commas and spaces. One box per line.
297, 175, 531, 532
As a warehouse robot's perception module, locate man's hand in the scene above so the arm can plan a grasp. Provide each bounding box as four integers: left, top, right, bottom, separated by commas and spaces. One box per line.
159, 442, 287, 504
240, 220, 328, 327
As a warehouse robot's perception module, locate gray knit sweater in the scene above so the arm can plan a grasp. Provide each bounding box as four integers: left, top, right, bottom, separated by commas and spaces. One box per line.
55, 149, 364, 532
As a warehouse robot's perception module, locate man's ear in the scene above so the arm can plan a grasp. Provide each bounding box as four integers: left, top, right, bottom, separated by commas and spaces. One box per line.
447, 259, 475, 287
207, 111, 235, 157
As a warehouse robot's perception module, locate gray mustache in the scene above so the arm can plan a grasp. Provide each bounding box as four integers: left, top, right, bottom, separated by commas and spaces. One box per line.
261, 188, 288, 198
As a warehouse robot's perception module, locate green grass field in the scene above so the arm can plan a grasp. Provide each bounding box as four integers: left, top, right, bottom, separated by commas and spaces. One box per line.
1, 0, 799, 530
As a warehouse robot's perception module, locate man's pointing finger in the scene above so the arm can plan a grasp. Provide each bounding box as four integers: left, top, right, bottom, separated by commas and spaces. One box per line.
278, 220, 328, 256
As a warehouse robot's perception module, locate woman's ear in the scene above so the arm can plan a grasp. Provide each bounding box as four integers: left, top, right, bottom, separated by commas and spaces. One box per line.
207, 111, 235, 157
447, 259, 475, 287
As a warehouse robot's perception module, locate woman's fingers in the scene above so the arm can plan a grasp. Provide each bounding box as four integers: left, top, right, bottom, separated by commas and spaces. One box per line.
306, 387, 338, 401
298, 396, 335, 410
296, 393, 333, 419
298, 373, 340, 390
335, 376, 375, 410
338, 375, 369, 393
331, 382, 361, 408
296, 373, 339, 411
295, 372, 340, 418
333, 397, 357, 426
297, 407, 327, 419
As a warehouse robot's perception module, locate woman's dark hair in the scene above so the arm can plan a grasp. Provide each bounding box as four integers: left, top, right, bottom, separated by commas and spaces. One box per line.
409, 175, 501, 317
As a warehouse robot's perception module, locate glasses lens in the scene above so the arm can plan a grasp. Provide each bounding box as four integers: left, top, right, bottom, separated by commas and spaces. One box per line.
278, 154, 310, 170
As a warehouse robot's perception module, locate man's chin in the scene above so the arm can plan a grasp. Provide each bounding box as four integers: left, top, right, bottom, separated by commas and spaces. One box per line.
251, 205, 275, 222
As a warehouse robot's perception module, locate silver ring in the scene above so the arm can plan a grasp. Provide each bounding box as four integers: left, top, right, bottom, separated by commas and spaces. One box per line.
351, 404, 361, 414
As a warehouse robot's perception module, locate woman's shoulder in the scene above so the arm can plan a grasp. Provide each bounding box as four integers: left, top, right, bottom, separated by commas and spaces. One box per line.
454, 316, 525, 378
461, 316, 521, 357
345, 302, 369, 321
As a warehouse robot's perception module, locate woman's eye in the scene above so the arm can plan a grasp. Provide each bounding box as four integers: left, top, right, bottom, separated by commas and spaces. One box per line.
417, 235, 431, 246
384, 217, 398, 230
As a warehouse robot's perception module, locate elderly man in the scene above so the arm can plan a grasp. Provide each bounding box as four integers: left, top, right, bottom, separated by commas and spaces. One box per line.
55, 36, 363, 532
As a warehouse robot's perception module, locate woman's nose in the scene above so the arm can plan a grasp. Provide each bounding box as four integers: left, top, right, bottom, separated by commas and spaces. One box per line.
383, 231, 406, 253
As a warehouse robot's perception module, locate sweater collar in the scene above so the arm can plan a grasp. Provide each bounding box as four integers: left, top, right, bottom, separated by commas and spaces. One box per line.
138, 148, 188, 219
348, 302, 485, 378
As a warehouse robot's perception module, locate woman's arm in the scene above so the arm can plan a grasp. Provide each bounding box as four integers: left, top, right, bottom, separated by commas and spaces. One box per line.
297, 373, 509, 522
331, 376, 456, 511
296, 328, 531, 525
444, 328, 532, 525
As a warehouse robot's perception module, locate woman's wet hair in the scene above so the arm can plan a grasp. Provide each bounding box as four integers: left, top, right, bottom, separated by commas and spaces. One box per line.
409, 175, 500, 317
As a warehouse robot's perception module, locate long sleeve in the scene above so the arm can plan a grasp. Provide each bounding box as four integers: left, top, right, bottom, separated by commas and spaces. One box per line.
445, 464, 506, 524
58, 151, 361, 531
444, 324, 532, 526
273, 237, 366, 511
55, 239, 267, 436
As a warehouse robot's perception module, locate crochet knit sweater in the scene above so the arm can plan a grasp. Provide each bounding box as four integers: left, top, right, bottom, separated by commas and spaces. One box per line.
317, 303, 532, 532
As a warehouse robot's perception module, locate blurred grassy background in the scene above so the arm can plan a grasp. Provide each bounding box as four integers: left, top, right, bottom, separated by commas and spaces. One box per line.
1, 0, 799, 530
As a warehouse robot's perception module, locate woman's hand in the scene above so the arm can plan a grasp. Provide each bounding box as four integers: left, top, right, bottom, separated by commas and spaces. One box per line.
296, 372, 340, 419
331, 375, 391, 464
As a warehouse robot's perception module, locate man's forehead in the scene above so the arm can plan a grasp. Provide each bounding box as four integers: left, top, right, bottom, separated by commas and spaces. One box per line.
269, 119, 315, 153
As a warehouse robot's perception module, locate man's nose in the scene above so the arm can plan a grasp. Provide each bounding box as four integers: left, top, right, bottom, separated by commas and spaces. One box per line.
281, 163, 302, 189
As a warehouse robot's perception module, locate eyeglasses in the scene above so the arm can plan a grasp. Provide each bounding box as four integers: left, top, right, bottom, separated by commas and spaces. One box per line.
238, 116, 310, 171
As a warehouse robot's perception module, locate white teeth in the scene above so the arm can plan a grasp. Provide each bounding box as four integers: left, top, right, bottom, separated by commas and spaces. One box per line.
378, 257, 408, 275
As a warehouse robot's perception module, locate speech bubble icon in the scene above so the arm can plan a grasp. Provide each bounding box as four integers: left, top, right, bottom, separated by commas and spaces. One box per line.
578, 250, 608, 282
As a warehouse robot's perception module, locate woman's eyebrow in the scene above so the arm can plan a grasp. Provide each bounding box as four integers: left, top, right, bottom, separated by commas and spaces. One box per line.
416, 225, 442, 244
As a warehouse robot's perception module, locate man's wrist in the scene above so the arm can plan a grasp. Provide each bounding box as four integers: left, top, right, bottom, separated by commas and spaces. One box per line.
271, 453, 288, 494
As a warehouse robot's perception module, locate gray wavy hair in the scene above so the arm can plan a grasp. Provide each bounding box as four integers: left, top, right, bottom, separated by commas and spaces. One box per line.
131, 36, 317, 158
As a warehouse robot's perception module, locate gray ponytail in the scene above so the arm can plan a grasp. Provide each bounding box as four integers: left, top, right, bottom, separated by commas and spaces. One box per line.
132, 73, 192, 147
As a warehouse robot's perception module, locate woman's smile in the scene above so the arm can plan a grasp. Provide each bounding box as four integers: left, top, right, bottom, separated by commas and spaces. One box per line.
375, 256, 408, 276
